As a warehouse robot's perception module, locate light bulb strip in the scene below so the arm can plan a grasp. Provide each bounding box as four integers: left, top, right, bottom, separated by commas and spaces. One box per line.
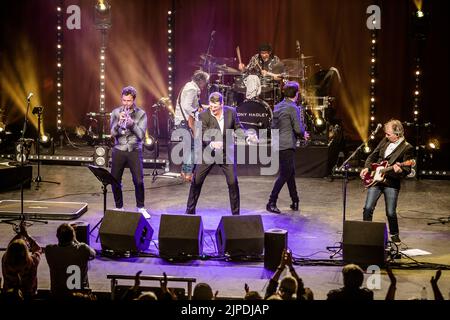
167, 9, 174, 102
56, 0, 64, 131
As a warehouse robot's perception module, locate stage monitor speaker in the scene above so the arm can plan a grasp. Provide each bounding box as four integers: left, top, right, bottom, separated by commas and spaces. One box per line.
343, 220, 387, 267
158, 214, 203, 258
215, 215, 264, 257
99, 210, 153, 254
70, 221, 90, 246
264, 229, 288, 271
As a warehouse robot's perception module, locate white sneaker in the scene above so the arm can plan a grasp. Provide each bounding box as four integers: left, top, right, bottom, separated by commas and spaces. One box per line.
115, 207, 125, 211
137, 207, 151, 219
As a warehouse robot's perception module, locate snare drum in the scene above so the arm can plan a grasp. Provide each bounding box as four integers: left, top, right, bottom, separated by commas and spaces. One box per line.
236, 99, 272, 134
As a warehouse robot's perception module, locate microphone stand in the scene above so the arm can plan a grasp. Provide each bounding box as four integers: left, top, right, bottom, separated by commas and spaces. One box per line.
326, 125, 381, 258
33, 108, 60, 189
204, 31, 215, 98
1, 95, 47, 226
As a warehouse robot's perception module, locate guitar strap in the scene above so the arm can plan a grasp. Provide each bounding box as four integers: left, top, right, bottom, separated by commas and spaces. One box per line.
386, 140, 407, 165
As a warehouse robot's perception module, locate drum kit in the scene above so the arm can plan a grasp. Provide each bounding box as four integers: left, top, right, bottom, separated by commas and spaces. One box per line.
194, 52, 334, 136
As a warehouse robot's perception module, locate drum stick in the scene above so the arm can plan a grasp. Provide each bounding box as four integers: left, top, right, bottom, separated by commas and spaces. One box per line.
236, 46, 242, 65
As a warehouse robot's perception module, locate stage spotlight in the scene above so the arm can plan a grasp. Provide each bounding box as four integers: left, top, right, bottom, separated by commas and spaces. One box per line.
427, 138, 440, 150
415, 10, 424, 18
94, 0, 111, 29
144, 135, 155, 150
94, 145, 109, 167
363, 144, 372, 154
40, 133, 52, 148
313, 116, 327, 134
0, 122, 5, 133
75, 125, 87, 139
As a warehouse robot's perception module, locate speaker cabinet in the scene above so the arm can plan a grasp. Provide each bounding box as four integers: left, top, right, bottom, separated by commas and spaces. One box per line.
99, 210, 153, 254
215, 215, 264, 257
343, 220, 387, 267
264, 229, 288, 270
158, 214, 203, 258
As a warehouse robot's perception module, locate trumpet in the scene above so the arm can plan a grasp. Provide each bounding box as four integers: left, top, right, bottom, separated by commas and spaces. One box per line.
118, 107, 132, 131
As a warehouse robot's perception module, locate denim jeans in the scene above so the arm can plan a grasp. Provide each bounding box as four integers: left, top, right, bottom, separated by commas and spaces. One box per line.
181, 143, 195, 174
362, 185, 399, 235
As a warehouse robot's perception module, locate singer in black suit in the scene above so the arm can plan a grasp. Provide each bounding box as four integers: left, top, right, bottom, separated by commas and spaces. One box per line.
185, 92, 255, 216
359, 120, 414, 244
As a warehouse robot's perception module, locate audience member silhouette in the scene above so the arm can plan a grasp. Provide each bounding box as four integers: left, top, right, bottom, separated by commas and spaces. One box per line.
192, 282, 217, 300
45, 223, 96, 298
265, 249, 314, 300
1, 222, 41, 300
430, 269, 444, 300
327, 264, 374, 300
243, 283, 263, 300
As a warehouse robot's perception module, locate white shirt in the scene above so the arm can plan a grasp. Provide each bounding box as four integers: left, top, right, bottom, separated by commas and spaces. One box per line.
211, 109, 225, 134
174, 81, 200, 125
209, 109, 224, 150
384, 137, 404, 158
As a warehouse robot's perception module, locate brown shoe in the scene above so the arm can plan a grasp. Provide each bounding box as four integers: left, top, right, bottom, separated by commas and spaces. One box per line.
185, 174, 193, 182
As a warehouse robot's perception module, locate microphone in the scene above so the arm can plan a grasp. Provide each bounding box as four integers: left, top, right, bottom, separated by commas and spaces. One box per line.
372, 123, 382, 135
26, 92, 34, 101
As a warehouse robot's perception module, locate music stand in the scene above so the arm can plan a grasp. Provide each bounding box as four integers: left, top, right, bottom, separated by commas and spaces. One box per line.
88, 165, 120, 241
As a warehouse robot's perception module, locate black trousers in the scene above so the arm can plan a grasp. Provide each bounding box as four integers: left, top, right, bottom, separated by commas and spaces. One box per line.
186, 162, 240, 215
110, 148, 145, 208
269, 149, 299, 204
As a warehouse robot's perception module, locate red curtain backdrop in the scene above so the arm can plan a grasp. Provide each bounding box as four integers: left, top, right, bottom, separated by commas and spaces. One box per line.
1, 0, 449, 162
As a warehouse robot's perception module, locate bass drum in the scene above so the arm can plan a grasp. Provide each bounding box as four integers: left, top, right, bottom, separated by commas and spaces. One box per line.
236, 99, 272, 136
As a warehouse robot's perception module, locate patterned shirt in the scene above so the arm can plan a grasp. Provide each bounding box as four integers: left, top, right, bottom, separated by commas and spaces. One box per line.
110, 105, 147, 152
245, 53, 281, 76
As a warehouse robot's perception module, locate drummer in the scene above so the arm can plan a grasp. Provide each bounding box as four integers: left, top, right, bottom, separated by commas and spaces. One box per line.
237, 43, 284, 99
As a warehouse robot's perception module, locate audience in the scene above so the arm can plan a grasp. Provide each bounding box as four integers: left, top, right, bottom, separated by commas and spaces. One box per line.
1, 222, 446, 301
265, 249, 314, 300
193, 282, 217, 300
430, 269, 444, 301
327, 264, 374, 300
244, 283, 263, 300
1, 222, 42, 300
45, 223, 96, 298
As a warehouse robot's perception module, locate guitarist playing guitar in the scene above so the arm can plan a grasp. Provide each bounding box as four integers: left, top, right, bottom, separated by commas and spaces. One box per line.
359, 119, 414, 244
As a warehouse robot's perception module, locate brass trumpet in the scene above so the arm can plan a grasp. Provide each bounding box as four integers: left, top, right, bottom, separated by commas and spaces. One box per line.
118, 107, 132, 131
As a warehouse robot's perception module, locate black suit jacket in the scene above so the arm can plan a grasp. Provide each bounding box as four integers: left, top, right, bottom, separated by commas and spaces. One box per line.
198, 106, 245, 164
364, 138, 414, 189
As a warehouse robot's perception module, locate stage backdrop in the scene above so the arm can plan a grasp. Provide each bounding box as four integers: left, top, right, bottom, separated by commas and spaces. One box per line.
0, 0, 449, 167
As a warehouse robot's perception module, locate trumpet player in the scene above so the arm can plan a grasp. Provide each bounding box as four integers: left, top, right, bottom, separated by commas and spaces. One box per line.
110, 86, 150, 219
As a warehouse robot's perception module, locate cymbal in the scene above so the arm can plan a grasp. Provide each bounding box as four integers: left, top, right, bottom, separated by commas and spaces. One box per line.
215, 64, 240, 75
200, 54, 236, 64
282, 55, 314, 63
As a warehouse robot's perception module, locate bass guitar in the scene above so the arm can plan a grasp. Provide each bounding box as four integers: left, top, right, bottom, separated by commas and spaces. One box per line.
362, 159, 415, 188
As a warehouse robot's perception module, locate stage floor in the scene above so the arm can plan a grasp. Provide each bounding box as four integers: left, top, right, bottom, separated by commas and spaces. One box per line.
0, 164, 449, 300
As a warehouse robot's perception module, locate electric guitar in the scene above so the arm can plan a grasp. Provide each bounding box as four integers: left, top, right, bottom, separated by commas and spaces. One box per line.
362, 159, 415, 188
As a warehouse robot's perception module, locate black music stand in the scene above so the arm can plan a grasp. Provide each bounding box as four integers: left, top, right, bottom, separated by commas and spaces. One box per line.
88, 165, 120, 241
